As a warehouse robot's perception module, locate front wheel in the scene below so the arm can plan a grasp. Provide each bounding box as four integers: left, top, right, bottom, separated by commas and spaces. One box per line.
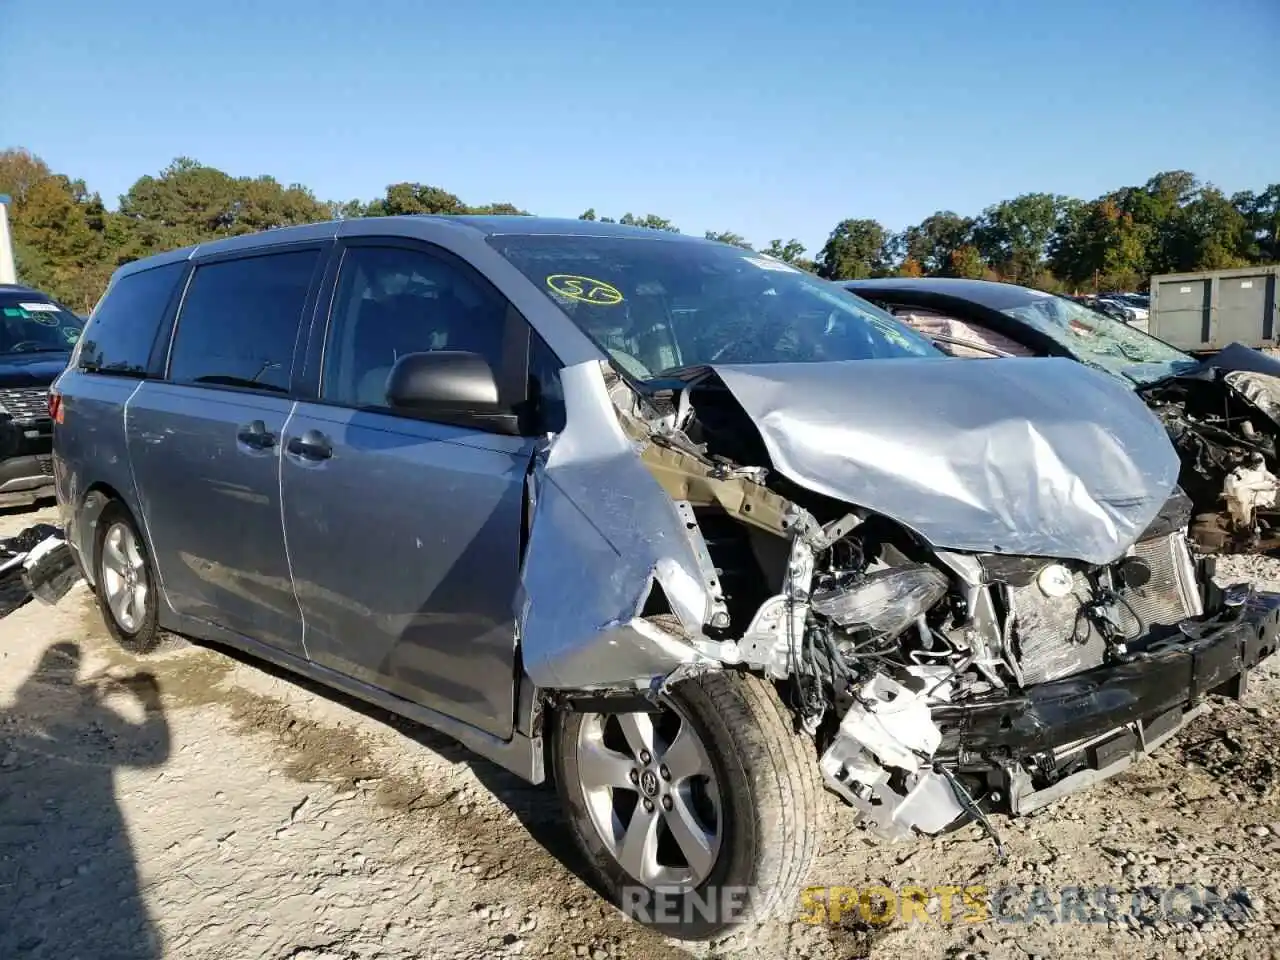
553, 670, 820, 939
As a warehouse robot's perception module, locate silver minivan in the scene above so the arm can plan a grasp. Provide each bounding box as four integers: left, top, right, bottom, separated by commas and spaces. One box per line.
53, 216, 1280, 938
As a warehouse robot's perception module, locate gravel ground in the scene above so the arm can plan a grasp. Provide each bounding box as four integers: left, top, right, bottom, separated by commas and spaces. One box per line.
2, 504, 1279, 959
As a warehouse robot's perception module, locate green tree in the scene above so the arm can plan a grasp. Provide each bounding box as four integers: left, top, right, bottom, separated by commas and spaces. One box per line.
901, 211, 974, 275
763, 238, 805, 263
117, 158, 329, 252
327, 199, 367, 220
704, 230, 752, 249
618, 212, 679, 232
1233, 185, 1280, 263
466, 202, 530, 215
9, 174, 113, 309
117, 158, 238, 247
761, 239, 817, 273
1162, 185, 1248, 272
1049, 197, 1148, 291
365, 182, 467, 217
7, 144, 1280, 321
817, 219, 890, 279
972, 193, 1064, 282
0, 148, 53, 205
947, 244, 987, 280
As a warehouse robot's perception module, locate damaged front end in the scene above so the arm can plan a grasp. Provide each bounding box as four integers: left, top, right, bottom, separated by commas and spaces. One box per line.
519, 355, 1280, 849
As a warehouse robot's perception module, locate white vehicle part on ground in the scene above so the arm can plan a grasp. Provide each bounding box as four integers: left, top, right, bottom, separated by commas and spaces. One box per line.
1224, 460, 1280, 529
711, 356, 1181, 565
819, 673, 966, 842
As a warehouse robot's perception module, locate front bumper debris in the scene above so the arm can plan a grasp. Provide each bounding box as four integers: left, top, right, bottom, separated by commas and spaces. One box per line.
932, 590, 1280, 814
0, 523, 80, 618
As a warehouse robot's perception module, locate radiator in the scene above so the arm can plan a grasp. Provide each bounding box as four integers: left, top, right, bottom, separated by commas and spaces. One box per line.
1009, 533, 1200, 686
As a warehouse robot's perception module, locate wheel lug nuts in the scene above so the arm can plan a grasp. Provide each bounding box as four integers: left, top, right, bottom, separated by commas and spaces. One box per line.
659, 765, 670, 780
639, 750, 651, 764
661, 795, 672, 811
629, 769, 639, 784
643, 798, 654, 813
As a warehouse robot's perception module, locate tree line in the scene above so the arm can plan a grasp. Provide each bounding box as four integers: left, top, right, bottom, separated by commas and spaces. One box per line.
1, 146, 1276, 313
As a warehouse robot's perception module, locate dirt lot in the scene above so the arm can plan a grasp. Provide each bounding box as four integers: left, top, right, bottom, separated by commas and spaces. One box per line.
2, 505, 1280, 959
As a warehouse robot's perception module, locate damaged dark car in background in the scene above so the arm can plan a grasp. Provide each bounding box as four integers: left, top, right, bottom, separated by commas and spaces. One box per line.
39, 220, 1280, 939
846, 277, 1280, 556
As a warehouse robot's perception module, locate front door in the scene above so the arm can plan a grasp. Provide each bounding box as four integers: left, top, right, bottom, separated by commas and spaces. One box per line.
127, 245, 325, 657
281, 241, 533, 738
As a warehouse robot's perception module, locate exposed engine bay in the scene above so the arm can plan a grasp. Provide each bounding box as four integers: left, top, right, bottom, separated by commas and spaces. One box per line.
573, 359, 1280, 849
1137, 348, 1280, 554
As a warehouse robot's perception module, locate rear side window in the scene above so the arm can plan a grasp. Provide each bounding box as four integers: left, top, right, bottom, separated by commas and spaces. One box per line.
168, 249, 319, 395
78, 262, 185, 376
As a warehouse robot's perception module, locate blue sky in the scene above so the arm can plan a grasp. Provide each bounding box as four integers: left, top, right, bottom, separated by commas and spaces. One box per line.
3, 0, 1277, 253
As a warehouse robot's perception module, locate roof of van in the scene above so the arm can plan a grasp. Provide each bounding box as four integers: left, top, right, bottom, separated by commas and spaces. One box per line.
111, 215, 707, 281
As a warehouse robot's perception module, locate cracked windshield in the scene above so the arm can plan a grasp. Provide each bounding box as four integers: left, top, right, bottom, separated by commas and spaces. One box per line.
491, 234, 940, 379
1001, 291, 1197, 384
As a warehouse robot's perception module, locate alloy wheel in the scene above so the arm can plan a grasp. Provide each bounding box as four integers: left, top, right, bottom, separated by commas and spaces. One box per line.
100, 521, 148, 633
574, 701, 723, 890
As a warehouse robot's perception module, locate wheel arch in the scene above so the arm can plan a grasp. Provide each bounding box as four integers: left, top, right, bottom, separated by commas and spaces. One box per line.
77, 482, 153, 590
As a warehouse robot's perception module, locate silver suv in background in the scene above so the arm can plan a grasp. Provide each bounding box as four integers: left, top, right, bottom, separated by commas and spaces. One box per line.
53, 217, 1280, 938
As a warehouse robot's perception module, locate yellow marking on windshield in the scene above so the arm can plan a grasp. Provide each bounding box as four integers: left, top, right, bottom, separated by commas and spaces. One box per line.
546, 274, 624, 305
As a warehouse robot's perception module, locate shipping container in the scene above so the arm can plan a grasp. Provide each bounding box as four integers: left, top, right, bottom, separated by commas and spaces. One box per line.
1149, 265, 1280, 354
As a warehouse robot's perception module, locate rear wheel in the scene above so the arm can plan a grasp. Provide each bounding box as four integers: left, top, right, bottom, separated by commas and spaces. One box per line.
93, 501, 162, 654
553, 669, 820, 939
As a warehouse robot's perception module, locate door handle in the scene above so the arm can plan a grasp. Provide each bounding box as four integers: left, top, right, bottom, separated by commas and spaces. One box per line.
236, 420, 276, 450
286, 429, 332, 461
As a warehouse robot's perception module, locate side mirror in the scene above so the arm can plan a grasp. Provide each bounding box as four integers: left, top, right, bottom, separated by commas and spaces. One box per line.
385, 351, 519, 435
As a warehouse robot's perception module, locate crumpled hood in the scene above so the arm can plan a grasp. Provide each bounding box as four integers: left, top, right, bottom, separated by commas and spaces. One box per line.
712, 357, 1181, 564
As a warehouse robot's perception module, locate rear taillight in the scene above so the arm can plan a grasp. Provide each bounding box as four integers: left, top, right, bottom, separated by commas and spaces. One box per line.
48, 390, 62, 424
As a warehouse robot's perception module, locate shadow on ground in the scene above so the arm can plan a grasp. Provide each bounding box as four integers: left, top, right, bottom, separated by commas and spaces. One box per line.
0, 640, 170, 959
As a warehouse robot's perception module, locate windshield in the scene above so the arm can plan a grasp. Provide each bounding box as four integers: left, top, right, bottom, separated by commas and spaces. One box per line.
999, 290, 1194, 385
489, 234, 940, 379
0, 293, 84, 354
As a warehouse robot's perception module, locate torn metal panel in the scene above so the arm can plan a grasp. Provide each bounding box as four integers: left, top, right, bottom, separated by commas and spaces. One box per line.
518, 360, 720, 690
635, 439, 795, 538
671, 500, 731, 629
712, 357, 1181, 565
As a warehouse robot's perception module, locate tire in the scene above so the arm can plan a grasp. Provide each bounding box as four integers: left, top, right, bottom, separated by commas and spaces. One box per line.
553, 667, 820, 940
93, 501, 162, 654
